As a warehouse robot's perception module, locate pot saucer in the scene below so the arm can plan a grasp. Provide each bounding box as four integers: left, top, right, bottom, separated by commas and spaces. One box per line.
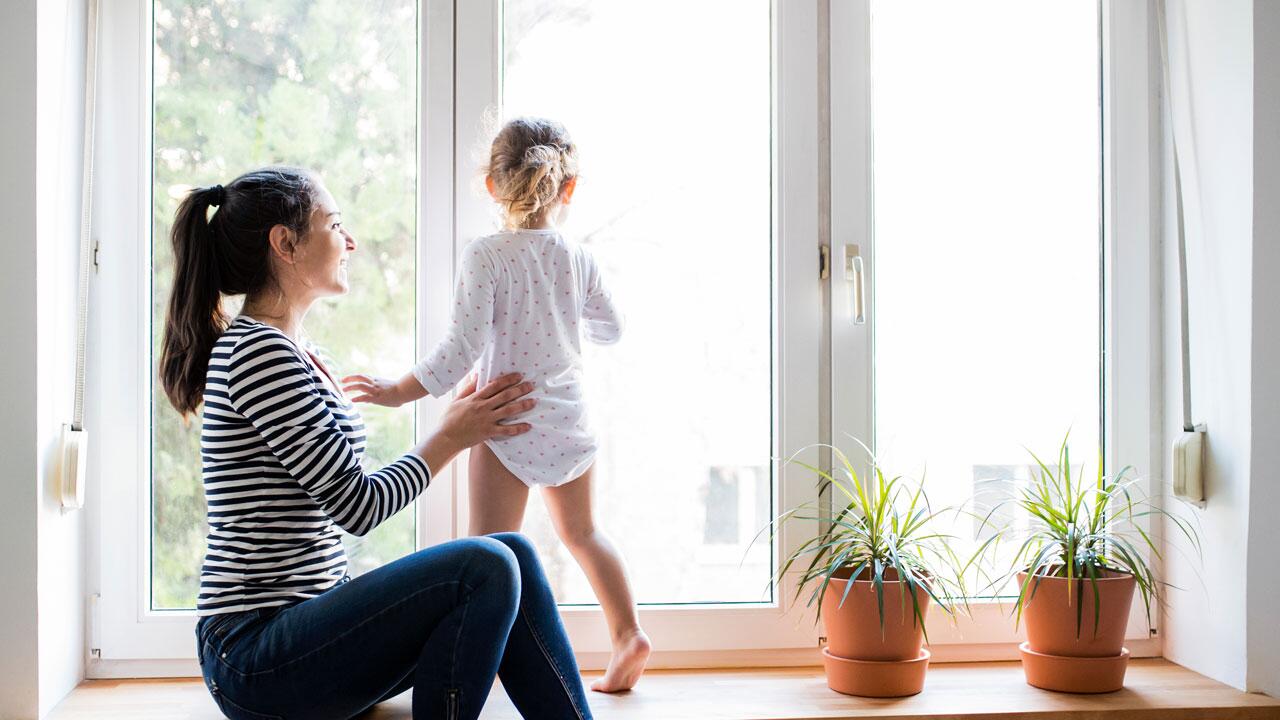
1019, 641, 1130, 693
821, 646, 931, 697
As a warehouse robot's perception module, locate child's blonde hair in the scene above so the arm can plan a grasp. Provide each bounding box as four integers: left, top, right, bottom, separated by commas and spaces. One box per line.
485, 117, 578, 229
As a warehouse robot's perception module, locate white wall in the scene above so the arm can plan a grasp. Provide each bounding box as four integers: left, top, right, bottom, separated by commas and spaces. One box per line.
1, 0, 91, 717
1158, 0, 1254, 691
35, 0, 91, 714
0, 0, 43, 718
1159, 0, 1280, 695
1246, 0, 1280, 699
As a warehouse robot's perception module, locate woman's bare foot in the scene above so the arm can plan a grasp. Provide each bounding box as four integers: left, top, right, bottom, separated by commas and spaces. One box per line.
590, 629, 651, 693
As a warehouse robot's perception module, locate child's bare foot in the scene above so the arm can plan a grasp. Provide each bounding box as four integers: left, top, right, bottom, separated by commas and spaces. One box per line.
590, 629, 651, 693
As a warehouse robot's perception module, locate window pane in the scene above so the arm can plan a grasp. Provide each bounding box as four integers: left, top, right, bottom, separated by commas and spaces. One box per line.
502, 0, 773, 604
870, 0, 1101, 593
151, 0, 418, 609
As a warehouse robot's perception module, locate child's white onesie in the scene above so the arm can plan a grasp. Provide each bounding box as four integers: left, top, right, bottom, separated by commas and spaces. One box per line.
412, 228, 622, 487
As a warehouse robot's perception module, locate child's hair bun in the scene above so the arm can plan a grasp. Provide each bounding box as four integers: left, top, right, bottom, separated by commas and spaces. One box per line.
523, 144, 562, 167
486, 118, 578, 229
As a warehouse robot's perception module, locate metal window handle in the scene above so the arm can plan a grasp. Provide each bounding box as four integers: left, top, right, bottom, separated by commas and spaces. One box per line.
844, 244, 865, 324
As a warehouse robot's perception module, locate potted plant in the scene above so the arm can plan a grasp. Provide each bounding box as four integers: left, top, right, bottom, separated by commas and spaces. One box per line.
767, 444, 967, 697
977, 435, 1200, 693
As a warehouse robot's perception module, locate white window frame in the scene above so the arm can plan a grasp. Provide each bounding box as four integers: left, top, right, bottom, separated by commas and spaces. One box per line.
828, 0, 1162, 658
89, 0, 824, 675
86, 0, 1163, 676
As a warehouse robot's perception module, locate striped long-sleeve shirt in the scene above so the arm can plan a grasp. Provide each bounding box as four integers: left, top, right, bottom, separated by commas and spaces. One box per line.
196, 316, 430, 616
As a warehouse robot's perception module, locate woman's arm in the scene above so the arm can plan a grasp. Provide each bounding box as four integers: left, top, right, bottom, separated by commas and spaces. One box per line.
227, 328, 532, 536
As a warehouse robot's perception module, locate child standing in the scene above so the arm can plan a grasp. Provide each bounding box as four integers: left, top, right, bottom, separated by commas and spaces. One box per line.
342, 117, 650, 693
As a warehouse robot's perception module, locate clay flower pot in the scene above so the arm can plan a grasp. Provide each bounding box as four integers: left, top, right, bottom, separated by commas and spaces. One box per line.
1016, 570, 1136, 693
820, 568, 932, 697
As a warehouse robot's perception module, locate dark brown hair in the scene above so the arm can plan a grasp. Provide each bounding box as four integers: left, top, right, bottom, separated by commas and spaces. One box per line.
484, 117, 578, 229
159, 166, 319, 417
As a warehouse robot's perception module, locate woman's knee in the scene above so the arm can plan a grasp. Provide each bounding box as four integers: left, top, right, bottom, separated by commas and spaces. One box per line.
438, 536, 521, 598
486, 532, 540, 565
459, 535, 520, 572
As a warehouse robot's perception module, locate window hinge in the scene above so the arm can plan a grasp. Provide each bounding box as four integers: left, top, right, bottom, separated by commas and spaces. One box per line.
818, 635, 828, 647
819, 244, 830, 280
92, 240, 101, 272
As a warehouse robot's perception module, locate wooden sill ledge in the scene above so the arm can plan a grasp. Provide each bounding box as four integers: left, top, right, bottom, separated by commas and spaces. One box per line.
49, 659, 1280, 720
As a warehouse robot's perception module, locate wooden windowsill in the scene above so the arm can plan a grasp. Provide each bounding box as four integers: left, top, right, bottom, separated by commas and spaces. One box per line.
49, 659, 1280, 719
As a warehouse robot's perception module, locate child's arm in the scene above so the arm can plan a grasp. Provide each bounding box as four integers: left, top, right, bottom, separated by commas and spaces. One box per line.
341, 370, 429, 407
412, 241, 499, 397
342, 243, 497, 407
582, 251, 623, 345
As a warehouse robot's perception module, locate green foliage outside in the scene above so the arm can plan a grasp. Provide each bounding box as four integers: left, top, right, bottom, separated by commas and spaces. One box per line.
151, 0, 418, 609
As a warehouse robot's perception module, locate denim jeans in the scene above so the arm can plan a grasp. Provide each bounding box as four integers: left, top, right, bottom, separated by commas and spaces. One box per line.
196, 533, 592, 720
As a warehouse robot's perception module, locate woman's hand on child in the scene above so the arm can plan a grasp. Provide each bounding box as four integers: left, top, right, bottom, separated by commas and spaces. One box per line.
439, 374, 537, 449
415, 374, 535, 475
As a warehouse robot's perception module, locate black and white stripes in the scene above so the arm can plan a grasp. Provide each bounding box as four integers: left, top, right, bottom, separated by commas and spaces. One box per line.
196, 316, 429, 616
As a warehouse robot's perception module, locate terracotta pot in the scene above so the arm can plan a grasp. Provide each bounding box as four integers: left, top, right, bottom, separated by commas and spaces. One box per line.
1016, 570, 1136, 657
821, 568, 932, 662
1016, 570, 1135, 693
823, 647, 931, 698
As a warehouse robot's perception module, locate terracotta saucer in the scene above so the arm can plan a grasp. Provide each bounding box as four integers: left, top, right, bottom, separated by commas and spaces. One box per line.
1019, 641, 1130, 693
821, 646, 931, 697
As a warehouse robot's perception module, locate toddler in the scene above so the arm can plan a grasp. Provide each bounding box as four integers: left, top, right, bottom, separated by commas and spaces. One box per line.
343, 117, 650, 693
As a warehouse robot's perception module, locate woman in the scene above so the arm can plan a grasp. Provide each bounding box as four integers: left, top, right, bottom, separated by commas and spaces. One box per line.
159, 166, 592, 720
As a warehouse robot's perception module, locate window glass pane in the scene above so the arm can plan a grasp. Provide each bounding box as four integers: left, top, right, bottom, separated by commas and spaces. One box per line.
151, 0, 418, 609
501, 0, 773, 604
870, 0, 1101, 594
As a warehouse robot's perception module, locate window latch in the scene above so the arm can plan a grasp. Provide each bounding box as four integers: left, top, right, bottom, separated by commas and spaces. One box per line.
844, 244, 865, 324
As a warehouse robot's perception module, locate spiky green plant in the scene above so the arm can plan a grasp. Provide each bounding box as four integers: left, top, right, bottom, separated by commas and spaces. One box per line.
762, 443, 968, 639
976, 434, 1201, 638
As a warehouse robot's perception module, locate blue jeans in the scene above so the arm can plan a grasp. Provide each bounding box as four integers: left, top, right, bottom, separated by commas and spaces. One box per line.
196, 533, 592, 720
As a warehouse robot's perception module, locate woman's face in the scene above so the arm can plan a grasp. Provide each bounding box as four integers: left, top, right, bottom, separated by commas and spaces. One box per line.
294, 185, 357, 297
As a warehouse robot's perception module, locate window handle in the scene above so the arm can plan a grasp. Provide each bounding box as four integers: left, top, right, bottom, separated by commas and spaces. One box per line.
844, 244, 865, 324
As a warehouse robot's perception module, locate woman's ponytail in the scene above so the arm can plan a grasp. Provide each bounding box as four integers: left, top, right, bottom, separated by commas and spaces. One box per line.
160, 185, 227, 418
159, 167, 317, 418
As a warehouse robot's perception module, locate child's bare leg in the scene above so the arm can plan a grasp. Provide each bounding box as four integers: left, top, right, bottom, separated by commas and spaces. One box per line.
542, 467, 650, 692
468, 443, 530, 536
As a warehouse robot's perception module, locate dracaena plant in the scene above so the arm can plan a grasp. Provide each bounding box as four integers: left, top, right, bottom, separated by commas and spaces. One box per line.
975, 434, 1201, 636
763, 442, 968, 639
